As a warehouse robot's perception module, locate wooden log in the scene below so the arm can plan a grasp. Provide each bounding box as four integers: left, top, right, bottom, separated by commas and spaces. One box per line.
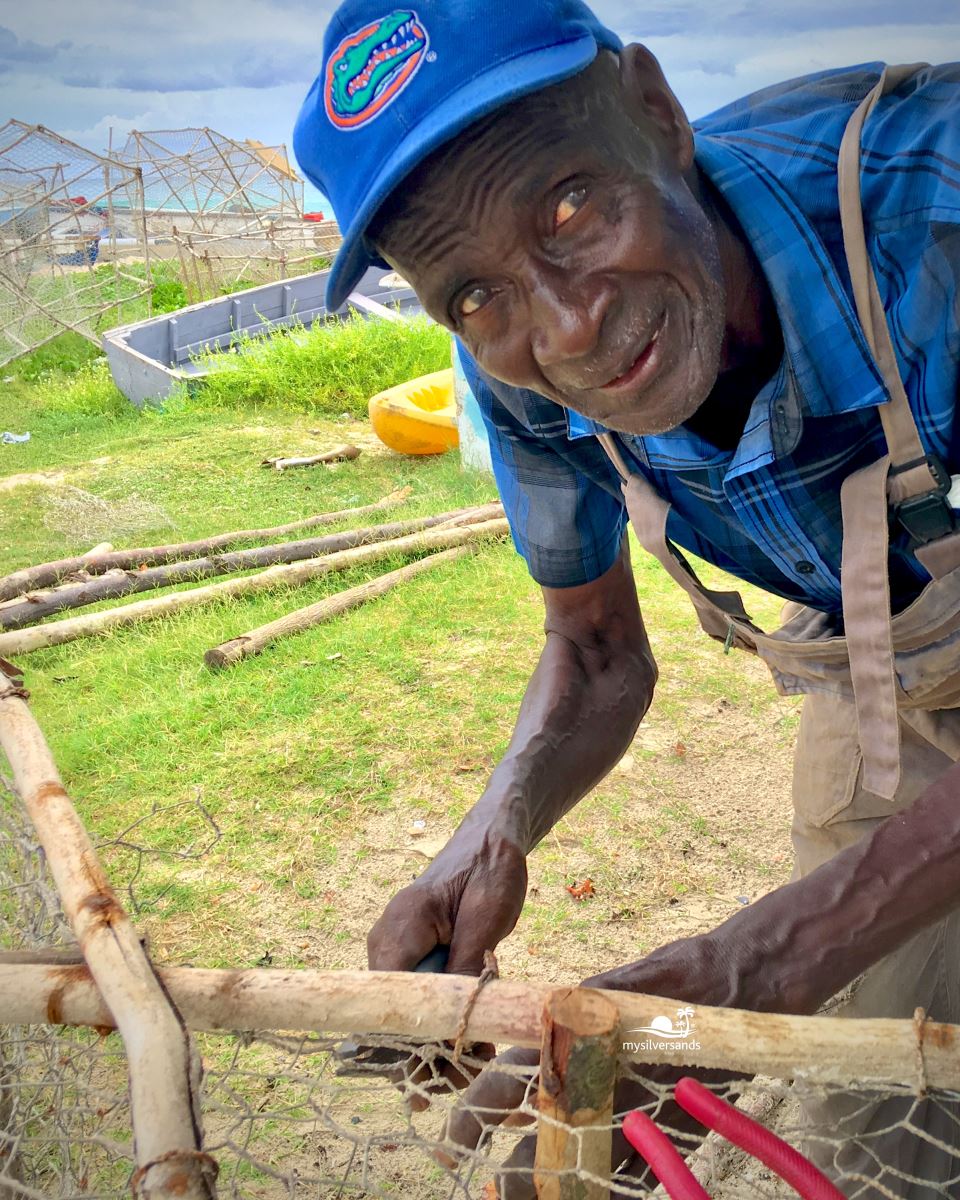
0, 487, 415, 601
0, 519, 509, 656
534, 988, 618, 1200
0, 946, 85, 965
0, 675, 216, 1199
205, 545, 474, 668
4, 964, 960, 1092
261, 444, 360, 470
0, 507, 498, 629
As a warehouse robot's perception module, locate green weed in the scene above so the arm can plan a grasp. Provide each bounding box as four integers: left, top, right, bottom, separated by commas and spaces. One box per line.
180, 313, 451, 417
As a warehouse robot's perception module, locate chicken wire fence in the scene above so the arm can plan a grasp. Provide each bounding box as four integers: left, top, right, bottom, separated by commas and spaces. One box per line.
113, 129, 330, 300
4, 770, 960, 1200
0, 122, 152, 366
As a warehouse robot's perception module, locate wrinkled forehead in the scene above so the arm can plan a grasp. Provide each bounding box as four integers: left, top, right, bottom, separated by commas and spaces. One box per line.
370, 53, 631, 271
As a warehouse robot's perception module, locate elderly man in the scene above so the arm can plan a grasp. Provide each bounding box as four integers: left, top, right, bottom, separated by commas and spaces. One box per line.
295, 3, 960, 1193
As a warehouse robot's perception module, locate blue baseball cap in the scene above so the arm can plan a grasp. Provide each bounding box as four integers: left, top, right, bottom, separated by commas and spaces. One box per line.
293, 1, 622, 311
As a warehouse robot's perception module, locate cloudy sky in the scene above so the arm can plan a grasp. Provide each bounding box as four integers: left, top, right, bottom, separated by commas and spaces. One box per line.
2, 1, 958, 208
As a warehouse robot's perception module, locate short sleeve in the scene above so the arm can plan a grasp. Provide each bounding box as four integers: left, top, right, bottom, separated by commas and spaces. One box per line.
460, 352, 627, 588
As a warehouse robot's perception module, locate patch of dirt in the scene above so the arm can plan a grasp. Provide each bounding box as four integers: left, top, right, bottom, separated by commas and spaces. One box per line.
41, 485, 173, 542
0, 469, 68, 492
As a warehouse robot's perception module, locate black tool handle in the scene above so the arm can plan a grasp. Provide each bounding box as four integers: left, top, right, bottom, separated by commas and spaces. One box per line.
414, 945, 450, 973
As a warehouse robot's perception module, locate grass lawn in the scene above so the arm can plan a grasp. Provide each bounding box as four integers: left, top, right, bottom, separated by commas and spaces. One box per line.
1, 324, 799, 989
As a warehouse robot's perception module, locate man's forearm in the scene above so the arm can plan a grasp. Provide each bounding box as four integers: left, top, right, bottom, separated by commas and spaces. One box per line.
464, 625, 656, 855
739, 756, 960, 1012
592, 757, 960, 1016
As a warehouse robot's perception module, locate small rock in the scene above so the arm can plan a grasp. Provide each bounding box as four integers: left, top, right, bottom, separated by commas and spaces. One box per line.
737, 895, 750, 905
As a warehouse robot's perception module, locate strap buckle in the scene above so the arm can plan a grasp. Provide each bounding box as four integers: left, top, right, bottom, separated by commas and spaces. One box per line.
890, 454, 955, 545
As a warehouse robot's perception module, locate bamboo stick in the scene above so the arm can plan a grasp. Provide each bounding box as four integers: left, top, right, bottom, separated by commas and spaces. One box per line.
0, 520, 509, 656
0, 487, 416, 601
535, 988, 618, 1200
205, 545, 474, 668
0, 675, 216, 1199
5, 963, 960, 1091
0, 507, 500, 629
261, 444, 360, 470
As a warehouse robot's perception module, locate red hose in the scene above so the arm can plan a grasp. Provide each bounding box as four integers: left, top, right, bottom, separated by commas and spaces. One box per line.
621, 1109, 713, 1200
674, 1077, 845, 1200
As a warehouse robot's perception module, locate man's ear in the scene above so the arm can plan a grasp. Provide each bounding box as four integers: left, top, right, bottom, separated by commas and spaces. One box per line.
618, 44, 694, 172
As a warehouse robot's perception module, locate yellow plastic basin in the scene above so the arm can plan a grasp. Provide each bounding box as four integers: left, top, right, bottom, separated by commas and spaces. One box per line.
368, 368, 459, 455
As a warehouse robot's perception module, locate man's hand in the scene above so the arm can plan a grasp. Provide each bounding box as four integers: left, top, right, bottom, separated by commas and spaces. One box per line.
367, 820, 527, 976
368, 538, 656, 978
441, 931, 741, 1200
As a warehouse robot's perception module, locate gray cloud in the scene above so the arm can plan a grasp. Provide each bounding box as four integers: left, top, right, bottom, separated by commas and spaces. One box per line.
0, 24, 65, 66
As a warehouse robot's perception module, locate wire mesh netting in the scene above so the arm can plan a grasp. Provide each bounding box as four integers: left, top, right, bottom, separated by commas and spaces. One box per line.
0, 122, 152, 366
117, 130, 302, 226
114, 129, 328, 299
4, 774, 960, 1200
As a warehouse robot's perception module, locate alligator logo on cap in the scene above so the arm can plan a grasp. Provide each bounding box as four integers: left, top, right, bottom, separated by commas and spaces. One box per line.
325, 10, 430, 129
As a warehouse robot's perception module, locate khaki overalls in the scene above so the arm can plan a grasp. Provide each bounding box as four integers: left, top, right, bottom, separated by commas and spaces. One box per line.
601, 68, 960, 1197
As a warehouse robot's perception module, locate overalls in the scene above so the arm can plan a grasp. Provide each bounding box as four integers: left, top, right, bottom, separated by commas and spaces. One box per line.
600, 68, 960, 1197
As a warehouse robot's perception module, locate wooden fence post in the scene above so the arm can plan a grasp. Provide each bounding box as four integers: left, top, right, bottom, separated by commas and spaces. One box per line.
534, 987, 619, 1200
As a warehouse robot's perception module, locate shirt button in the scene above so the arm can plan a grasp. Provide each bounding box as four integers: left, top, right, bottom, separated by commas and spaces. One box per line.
795, 560, 815, 575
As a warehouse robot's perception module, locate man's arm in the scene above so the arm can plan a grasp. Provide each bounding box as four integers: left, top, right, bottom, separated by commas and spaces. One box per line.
367, 535, 658, 976
585, 753, 960, 1014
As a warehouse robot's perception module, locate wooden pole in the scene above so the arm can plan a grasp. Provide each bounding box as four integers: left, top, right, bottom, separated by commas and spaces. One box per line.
205, 545, 474, 668
260, 444, 360, 470
0, 507, 502, 629
534, 988, 618, 1200
0, 487, 420, 601
0, 674, 217, 1199
0, 520, 509, 656
4, 963, 960, 1092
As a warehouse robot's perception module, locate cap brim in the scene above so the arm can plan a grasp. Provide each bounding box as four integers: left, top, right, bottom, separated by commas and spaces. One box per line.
325, 34, 602, 311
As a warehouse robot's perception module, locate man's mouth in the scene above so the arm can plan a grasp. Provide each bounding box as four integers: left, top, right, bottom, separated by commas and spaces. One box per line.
600, 316, 665, 394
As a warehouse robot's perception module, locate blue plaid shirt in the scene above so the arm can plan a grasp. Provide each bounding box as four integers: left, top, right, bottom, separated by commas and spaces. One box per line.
459, 63, 960, 616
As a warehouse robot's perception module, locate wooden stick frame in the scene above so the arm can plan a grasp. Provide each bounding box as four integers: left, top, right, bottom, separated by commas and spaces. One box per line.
4, 961, 957, 1093
0, 672, 216, 1199
4, 640, 960, 1197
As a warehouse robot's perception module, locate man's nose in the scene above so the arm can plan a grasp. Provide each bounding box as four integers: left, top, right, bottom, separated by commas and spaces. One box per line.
527, 270, 607, 369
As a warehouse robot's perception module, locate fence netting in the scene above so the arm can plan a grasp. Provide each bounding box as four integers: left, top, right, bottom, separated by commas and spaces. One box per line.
4, 776, 960, 1200
0, 122, 152, 365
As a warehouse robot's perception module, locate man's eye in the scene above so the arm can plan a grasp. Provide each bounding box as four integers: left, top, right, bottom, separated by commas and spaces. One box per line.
554, 186, 587, 231
458, 286, 491, 318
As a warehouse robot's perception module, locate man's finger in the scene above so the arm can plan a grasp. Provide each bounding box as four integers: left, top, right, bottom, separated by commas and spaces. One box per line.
496, 1131, 537, 1200
367, 898, 446, 971
444, 1047, 539, 1153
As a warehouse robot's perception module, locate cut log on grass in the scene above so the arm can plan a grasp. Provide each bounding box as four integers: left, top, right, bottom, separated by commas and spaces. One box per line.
0, 519, 509, 656
261, 443, 360, 470
0, 487, 416, 601
0, 671, 216, 1199
0, 506, 498, 629
205, 544, 474, 669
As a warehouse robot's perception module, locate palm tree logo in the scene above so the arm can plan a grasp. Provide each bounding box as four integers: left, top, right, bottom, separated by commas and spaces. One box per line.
625, 1006, 695, 1039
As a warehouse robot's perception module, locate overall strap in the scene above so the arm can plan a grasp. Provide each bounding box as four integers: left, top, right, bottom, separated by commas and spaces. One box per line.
836, 65, 928, 798
837, 64, 950, 531
596, 432, 762, 645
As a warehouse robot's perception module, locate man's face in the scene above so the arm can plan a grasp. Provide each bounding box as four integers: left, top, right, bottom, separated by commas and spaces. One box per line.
374, 52, 728, 437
